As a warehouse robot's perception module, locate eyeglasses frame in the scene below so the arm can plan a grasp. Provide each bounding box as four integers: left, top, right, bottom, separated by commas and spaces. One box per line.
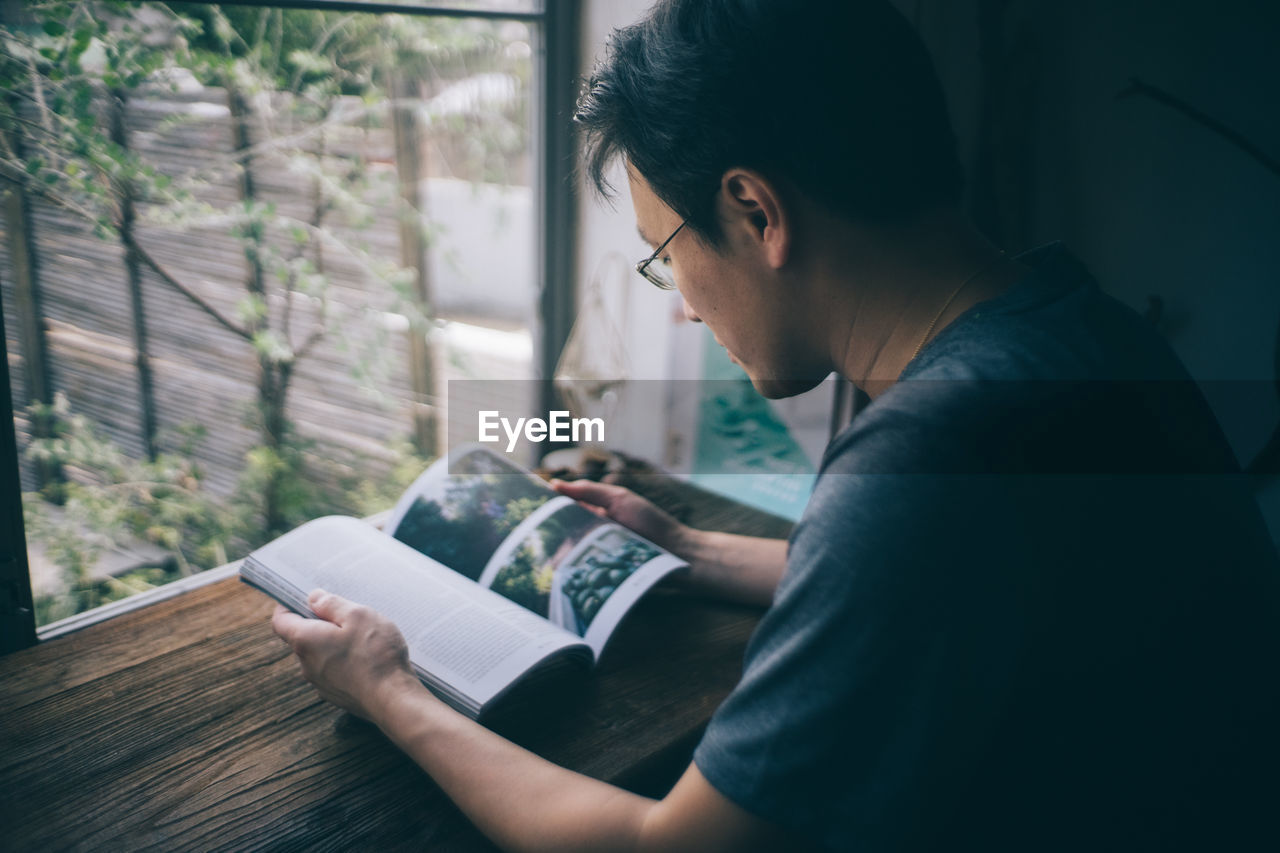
635, 218, 688, 290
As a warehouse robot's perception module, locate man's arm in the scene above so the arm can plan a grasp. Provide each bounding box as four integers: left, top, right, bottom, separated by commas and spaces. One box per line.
673, 528, 788, 606
551, 479, 786, 607
273, 592, 801, 853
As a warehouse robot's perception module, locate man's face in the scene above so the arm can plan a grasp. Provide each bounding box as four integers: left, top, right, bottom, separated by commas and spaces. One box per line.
627, 167, 827, 399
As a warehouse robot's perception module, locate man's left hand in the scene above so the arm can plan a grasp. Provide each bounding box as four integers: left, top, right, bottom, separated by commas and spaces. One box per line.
272, 589, 422, 724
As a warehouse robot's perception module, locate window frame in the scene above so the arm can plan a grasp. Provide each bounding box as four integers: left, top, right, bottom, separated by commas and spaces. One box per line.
1, 292, 37, 653
0, 0, 580, 651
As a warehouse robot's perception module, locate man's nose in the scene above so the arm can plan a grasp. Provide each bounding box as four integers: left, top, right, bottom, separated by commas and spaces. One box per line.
682, 298, 702, 323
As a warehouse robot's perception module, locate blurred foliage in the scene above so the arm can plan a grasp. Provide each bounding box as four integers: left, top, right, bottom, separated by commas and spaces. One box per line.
0, 2, 201, 236
24, 394, 434, 623
495, 494, 542, 538
392, 469, 546, 582
491, 543, 548, 614
393, 495, 495, 582
3, 1, 528, 620
24, 393, 238, 620
344, 437, 435, 519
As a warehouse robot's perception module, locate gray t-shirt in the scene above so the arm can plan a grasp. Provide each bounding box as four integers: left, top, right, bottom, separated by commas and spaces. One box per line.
693, 244, 1280, 851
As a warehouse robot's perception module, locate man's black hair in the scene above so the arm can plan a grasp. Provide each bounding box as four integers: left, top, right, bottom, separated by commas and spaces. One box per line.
575, 0, 964, 244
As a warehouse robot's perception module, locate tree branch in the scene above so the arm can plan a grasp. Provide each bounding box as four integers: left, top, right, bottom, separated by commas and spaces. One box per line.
0, 158, 108, 229
122, 232, 253, 342
297, 326, 325, 361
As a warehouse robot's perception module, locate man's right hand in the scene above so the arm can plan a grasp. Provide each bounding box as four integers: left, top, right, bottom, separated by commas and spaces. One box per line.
551, 478, 694, 558
551, 477, 786, 607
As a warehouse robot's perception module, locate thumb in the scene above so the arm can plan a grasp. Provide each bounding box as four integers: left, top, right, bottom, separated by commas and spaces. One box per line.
308, 589, 356, 625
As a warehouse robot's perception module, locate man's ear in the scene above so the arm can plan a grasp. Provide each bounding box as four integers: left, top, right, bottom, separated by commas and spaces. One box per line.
720, 169, 791, 269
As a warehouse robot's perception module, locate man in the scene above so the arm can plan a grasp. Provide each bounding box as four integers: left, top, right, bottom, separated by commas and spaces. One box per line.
273, 1, 1280, 850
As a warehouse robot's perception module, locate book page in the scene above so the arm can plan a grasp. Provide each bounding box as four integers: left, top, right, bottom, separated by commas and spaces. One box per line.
543, 522, 687, 657
386, 445, 568, 583
243, 516, 590, 714
383, 445, 688, 656
476, 504, 686, 657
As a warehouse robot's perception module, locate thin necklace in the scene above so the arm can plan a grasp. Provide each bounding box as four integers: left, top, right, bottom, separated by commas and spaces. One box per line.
911, 251, 1008, 361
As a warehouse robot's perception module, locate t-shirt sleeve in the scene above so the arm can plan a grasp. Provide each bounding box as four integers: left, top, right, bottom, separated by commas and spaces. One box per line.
692, 444, 1031, 850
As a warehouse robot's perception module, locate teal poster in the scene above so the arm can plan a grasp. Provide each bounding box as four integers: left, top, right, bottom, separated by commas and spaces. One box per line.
688, 332, 817, 521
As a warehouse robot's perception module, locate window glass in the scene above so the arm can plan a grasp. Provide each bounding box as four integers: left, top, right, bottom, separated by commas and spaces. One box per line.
414, 0, 542, 12
1, 1, 537, 625
319, 1, 541, 12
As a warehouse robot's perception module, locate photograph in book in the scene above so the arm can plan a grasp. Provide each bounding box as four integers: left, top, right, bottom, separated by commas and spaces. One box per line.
553, 529, 662, 634
390, 448, 556, 581
241, 447, 690, 718
240, 515, 595, 719
483, 503, 602, 622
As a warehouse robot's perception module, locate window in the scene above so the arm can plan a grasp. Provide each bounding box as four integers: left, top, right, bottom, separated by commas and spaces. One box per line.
0, 0, 577, 648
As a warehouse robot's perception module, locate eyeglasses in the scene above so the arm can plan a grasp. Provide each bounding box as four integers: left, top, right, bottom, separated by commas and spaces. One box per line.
635, 218, 687, 291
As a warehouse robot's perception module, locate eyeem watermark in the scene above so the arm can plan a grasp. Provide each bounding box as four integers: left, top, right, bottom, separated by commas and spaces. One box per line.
478, 410, 604, 452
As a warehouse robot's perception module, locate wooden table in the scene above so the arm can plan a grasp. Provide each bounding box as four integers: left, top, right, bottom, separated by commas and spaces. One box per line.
0, 479, 792, 851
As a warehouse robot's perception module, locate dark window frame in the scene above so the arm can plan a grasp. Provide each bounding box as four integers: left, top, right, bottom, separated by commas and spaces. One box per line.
0, 0, 579, 652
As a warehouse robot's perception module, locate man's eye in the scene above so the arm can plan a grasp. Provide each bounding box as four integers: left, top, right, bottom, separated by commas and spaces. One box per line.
659, 256, 673, 267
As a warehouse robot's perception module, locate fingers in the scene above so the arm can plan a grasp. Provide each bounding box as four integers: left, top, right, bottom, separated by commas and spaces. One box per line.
551, 478, 630, 509
308, 589, 358, 625
272, 604, 308, 644
271, 591, 366, 650
273, 603, 337, 649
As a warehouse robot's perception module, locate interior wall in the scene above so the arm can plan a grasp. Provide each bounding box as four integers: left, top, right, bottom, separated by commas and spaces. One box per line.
573, 1, 1280, 535
573, 0, 684, 464
574, 0, 669, 374
912, 0, 1280, 537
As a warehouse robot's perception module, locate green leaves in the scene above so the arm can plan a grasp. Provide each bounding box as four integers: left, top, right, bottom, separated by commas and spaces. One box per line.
22, 392, 245, 622
252, 329, 294, 364
7, 1, 528, 619
286, 48, 333, 79
236, 294, 269, 325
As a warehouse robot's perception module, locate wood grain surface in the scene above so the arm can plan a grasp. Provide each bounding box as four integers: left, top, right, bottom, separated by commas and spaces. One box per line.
0, 479, 793, 851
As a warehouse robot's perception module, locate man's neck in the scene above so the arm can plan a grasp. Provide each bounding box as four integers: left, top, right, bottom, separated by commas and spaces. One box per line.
818, 209, 1026, 398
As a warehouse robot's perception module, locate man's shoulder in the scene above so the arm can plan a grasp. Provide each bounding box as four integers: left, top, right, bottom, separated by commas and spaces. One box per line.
911, 242, 1184, 383
820, 244, 1236, 478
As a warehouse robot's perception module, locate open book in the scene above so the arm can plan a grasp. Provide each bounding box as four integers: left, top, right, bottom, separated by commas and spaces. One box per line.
241, 446, 687, 719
